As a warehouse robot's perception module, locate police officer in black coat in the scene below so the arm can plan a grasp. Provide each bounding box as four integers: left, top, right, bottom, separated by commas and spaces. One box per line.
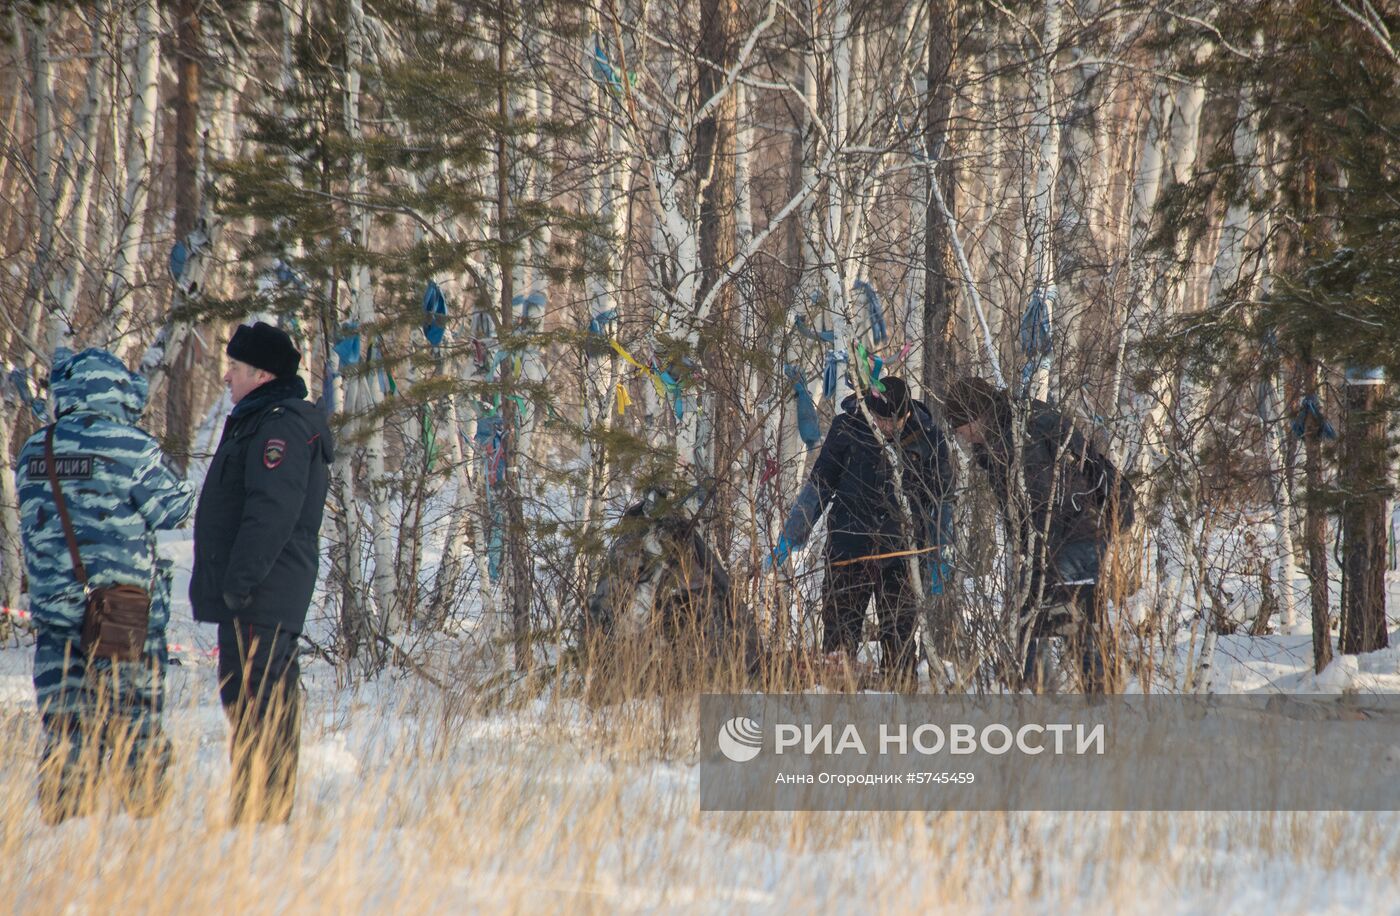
191, 321, 334, 823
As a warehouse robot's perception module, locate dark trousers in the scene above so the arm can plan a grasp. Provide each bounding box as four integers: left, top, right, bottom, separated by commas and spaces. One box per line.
821, 559, 918, 682
218, 620, 302, 824
1019, 540, 1108, 693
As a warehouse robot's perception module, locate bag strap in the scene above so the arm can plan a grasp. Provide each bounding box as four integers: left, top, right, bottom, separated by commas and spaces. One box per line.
44, 424, 89, 587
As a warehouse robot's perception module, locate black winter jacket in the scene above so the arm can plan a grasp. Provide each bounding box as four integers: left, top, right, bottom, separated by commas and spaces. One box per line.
781, 395, 955, 564
191, 376, 334, 633
973, 399, 1130, 558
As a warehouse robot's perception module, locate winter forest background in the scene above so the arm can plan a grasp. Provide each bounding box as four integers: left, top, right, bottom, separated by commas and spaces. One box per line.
2, 0, 1399, 689
6, 1, 1400, 909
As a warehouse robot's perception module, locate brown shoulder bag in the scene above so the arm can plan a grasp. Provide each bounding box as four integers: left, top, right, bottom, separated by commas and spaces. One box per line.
44, 425, 151, 661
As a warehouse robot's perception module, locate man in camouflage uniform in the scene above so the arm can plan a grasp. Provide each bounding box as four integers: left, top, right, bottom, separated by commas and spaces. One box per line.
15, 349, 194, 823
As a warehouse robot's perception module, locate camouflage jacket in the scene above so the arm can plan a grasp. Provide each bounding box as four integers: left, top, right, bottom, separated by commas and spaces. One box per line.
16, 349, 194, 630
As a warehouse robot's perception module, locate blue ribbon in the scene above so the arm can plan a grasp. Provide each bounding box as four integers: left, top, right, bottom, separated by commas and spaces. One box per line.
1020, 287, 1053, 359
785, 365, 821, 448
422, 280, 448, 347
273, 260, 308, 292
510, 290, 546, 326
1291, 394, 1337, 440
591, 42, 630, 96
822, 352, 839, 399
1018, 286, 1055, 396
655, 365, 684, 420
853, 280, 888, 344
6, 366, 45, 420
333, 322, 361, 367
588, 309, 618, 337
168, 242, 188, 281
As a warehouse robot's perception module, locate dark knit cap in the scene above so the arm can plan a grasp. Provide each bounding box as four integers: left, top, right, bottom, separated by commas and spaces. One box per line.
226, 321, 301, 378
943, 376, 1006, 429
865, 376, 913, 418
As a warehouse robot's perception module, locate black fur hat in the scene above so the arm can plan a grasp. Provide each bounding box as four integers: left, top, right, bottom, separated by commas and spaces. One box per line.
226, 321, 301, 378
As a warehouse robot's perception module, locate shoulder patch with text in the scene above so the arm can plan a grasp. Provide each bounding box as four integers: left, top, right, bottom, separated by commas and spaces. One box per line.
263, 438, 287, 469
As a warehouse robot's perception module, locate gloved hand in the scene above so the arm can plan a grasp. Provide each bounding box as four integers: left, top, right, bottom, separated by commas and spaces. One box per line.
222, 590, 253, 611
763, 535, 792, 572
924, 559, 953, 596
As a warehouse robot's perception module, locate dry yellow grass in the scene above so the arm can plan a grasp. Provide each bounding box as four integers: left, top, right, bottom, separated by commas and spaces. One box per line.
0, 668, 1397, 914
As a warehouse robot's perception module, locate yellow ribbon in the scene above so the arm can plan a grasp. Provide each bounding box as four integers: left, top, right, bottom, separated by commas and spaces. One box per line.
609, 339, 668, 401
615, 383, 632, 415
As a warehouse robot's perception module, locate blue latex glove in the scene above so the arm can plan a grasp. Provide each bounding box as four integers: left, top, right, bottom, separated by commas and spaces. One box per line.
925, 559, 953, 596
764, 535, 792, 572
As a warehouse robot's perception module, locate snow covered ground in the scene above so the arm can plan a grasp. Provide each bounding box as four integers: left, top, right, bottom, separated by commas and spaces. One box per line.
2, 529, 1399, 913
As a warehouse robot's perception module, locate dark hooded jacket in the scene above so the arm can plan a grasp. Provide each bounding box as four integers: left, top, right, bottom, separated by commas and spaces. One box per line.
190, 375, 334, 633
972, 399, 1131, 571
781, 394, 955, 564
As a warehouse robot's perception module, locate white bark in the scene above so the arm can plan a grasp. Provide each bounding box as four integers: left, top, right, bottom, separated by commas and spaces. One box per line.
24, 6, 60, 364
108, 0, 160, 344
735, 81, 754, 252
0, 332, 19, 608
822, 0, 854, 404
1022, 0, 1061, 401
573, 29, 625, 560
54, 13, 105, 337
343, 0, 397, 634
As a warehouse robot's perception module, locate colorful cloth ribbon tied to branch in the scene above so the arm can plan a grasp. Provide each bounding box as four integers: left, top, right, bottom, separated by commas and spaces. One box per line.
474, 413, 508, 584
784, 364, 822, 448
1290, 394, 1337, 440
512, 290, 547, 328
854, 343, 885, 394
1019, 285, 1055, 393
422, 280, 448, 347
822, 351, 842, 399
333, 322, 361, 367
4, 365, 44, 419
588, 309, 618, 338
795, 314, 836, 345
168, 241, 188, 282
852, 280, 888, 345
591, 41, 636, 97
273, 259, 308, 291
365, 338, 396, 396
584, 309, 618, 359
609, 339, 684, 420
471, 308, 497, 341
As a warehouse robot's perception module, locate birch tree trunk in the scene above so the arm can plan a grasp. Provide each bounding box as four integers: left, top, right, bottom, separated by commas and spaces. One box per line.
165, 0, 204, 472
921, 0, 955, 394
53, 12, 105, 343
0, 326, 20, 609
1207, 102, 1302, 633
1021, 0, 1061, 401
495, 24, 532, 670
696, 0, 739, 549
109, 0, 160, 346
338, 0, 395, 650
573, 26, 624, 581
